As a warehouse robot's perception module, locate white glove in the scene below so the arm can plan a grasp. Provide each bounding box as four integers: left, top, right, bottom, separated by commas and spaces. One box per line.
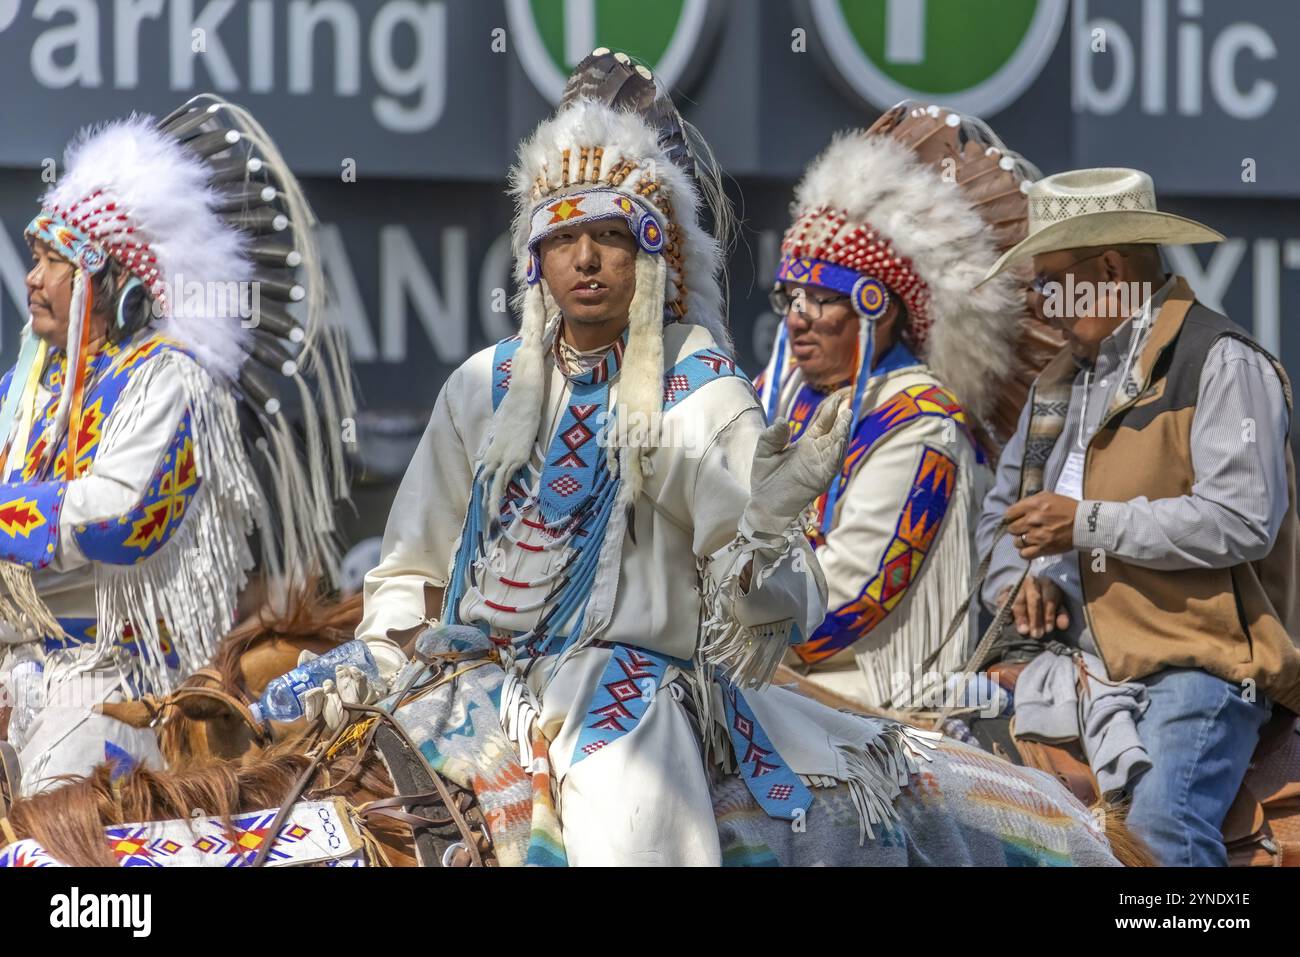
298, 639, 406, 731
740, 390, 853, 540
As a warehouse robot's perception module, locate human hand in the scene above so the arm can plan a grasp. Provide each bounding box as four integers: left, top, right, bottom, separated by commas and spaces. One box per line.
997, 577, 1070, 640
1006, 492, 1079, 559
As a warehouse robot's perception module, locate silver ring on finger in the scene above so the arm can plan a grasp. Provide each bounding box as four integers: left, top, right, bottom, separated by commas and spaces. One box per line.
1018, 533, 1028, 548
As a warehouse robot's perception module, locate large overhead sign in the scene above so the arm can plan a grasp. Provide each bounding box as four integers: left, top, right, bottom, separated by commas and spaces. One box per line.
505, 0, 725, 103
804, 0, 1068, 115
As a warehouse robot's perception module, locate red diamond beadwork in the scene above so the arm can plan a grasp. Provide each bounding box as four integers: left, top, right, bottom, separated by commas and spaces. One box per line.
562, 422, 593, 450
663, 373, 690, 404
548, 474, 581, 497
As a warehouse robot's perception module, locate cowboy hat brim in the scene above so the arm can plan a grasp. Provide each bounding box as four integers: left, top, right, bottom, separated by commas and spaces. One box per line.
979, 209, 1224, 285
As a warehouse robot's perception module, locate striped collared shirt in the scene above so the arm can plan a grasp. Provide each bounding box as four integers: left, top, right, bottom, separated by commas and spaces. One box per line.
978, 276, 1290, 655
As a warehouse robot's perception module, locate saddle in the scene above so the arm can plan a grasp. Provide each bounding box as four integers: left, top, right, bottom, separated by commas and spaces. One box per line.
368, 721, 483, 868
989, 660, 1300, 867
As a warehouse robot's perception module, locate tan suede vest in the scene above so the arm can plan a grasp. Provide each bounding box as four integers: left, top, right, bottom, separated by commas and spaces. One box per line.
1026, 278, 1300, 712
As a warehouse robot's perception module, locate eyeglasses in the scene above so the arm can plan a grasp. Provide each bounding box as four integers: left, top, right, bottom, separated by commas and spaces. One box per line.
1030, 251, 1108, 296
769, 286, 850, 321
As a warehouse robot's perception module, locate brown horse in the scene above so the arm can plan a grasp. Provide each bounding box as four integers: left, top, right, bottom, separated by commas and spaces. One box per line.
7, 703, 493, 868
91, 591, 362, 766
37, 591, 494, 867
2, 733, 499, 867
6, 748, 322, 866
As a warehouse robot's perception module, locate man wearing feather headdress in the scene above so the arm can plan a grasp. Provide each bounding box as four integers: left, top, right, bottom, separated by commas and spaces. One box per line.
758, 103, 1044, 711
0, 99, 354, 794
355, 52, 957, 865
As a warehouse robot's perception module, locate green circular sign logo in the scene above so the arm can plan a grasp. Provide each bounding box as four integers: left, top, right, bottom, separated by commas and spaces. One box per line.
507, 0, 725, 104
807, 0, 1067, 115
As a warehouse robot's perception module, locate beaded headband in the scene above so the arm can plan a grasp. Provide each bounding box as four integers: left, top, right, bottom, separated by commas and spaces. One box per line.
775, 255, 891, 321
525, 188, 665, 284
779, 205, 933, 352
26, 215, 110, 275
27, 189, 169, 315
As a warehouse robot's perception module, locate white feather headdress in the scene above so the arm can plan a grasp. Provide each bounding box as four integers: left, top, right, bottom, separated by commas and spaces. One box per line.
482, 51, 731, 514
42, 114, 254, 377
768, 103, 1040, 424
1, 97, 356, 688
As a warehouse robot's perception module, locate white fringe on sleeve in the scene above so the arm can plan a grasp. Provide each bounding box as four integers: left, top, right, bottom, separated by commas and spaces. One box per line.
60, 351, 260, 694
696, 529, 803, 689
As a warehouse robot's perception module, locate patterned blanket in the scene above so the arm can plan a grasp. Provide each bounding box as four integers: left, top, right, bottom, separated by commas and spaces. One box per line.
385, 630, 565, 866
390, 627, 1121, 867
715, 738, 1120, 866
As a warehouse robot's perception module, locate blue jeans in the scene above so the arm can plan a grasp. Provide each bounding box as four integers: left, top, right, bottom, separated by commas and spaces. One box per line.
1124, 668, 1271, 866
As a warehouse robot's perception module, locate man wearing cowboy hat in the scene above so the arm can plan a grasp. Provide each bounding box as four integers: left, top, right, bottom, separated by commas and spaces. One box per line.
976, 167, 1300, 866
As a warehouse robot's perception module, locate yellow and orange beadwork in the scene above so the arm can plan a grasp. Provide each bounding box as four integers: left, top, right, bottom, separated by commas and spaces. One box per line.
18, 337, 185, 483
533, 146, 688, 317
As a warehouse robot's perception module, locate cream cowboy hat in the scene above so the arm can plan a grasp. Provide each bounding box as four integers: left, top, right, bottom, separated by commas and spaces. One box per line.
981, 167, 1223, 283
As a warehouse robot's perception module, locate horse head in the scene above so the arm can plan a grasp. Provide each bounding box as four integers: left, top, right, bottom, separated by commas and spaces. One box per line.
155, 591, 365, 767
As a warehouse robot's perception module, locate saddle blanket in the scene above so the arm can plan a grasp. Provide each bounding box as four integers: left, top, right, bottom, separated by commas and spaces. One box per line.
0, 798, 367, 867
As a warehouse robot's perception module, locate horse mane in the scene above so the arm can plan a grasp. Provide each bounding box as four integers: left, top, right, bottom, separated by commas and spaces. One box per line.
1092, 799, 1156, 867
210, 588, 364, 696
7, 747, 312, 867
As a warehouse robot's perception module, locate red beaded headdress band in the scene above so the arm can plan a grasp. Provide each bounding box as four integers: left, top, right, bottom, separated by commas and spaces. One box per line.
780, 204, 933, 355
29, 189, 168, 315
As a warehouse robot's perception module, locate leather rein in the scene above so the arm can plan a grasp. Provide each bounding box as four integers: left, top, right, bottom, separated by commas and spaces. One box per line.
247, 646, 500, 868
143, 667, 274, 747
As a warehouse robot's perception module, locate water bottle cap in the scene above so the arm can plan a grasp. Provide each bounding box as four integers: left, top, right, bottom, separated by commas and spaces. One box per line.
248, 702, 266, 727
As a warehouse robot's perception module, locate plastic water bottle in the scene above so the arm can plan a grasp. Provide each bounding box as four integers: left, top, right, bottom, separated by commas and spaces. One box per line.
7, 657, 44, 750
249, 639, 380, 725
